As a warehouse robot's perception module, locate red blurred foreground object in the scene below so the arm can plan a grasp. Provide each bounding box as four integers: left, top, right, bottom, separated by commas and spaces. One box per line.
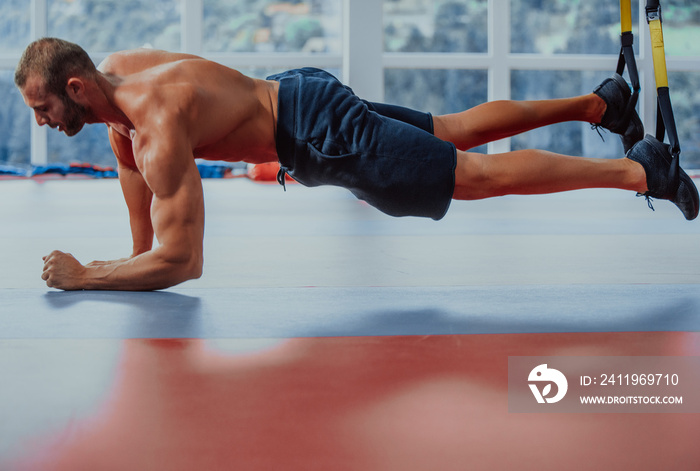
9, 332, 700, 471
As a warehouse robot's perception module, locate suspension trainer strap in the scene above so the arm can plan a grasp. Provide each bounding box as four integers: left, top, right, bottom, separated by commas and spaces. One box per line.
646, 0, 680, 181
616, 0, 640, 128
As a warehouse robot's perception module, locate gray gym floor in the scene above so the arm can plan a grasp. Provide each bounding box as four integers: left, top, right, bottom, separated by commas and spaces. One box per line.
1, 177, 699, 470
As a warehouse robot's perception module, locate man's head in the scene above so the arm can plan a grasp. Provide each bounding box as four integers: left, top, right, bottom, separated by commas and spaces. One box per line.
15, 38, 96, 136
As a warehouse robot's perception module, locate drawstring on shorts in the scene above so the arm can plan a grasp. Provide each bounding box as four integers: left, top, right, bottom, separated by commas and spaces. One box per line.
277, 166, 288, 191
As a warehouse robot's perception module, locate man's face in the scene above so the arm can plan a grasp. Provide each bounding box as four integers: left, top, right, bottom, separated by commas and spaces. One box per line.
20, 75, 87, 137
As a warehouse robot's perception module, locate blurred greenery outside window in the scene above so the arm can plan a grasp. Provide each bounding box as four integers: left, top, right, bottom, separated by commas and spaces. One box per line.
383, 0, 488, 53
1, 0, 699, 171
202, 0, 342, 54
47, 0, 181, 51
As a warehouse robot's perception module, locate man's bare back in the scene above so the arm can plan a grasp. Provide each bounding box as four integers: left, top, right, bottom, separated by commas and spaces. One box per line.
99, 48, 280, 166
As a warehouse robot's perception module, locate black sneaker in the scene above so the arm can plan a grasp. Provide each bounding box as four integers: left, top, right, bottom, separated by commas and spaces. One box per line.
626, 135, 699, 221
592, 74, 644, 153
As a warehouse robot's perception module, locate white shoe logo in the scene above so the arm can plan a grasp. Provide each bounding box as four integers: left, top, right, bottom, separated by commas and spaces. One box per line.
528, 364, 568, 404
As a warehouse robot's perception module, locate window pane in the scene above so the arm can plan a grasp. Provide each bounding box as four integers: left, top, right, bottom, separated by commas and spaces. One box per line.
0, 0, 30, 53
511, 0, 639, 54
662, 0, 700, 56
48, 0, 180, 51
384, 69, 488, 151
511, 70, 623, 158
668, 72, 700, 168
203, 0, 342, 53
0, 71, 31, 169
384, 0, 487, 53
385, 68, 487, 114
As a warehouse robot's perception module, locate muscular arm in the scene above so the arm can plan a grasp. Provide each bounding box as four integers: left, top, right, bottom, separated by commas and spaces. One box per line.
110, 126, 154, 257
42, 120, 204, 291
81, 128, 154, 268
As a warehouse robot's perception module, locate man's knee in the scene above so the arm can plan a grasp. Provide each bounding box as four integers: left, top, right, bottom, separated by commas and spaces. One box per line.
452, 151, 495, 200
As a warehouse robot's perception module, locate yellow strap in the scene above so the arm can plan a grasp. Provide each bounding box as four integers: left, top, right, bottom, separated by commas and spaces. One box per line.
620, 0, 632, 34
648, 19, 669, 88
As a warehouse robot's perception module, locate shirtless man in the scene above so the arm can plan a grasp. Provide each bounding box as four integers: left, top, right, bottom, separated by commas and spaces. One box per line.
15, 38, 698, 291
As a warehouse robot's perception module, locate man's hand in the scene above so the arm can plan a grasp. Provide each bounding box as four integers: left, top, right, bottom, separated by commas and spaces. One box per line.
42, 250, 87, 290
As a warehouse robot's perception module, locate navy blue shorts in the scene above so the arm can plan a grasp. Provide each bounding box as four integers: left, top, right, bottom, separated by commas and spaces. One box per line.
267, 68, 456, 220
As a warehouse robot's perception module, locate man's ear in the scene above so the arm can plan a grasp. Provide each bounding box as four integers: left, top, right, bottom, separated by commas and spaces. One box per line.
65, 77, 86, 102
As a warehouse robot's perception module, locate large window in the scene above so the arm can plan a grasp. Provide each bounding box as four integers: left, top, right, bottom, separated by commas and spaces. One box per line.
1, 0, 699, 171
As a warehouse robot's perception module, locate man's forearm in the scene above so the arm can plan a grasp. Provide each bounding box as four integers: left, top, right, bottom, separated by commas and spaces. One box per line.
44, 246, 202, 291
82, 248, 202, 290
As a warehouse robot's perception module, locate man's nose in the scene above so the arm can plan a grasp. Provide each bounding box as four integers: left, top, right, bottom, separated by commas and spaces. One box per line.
34, 111, 48, 126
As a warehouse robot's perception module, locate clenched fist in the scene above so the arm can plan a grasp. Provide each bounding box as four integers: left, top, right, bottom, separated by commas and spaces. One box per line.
42, 250, 87, 290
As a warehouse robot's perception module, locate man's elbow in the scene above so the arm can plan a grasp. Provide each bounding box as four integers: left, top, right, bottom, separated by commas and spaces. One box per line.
186, 255, 203, 280
160, 248, 203, 287
180, 251, 203, 282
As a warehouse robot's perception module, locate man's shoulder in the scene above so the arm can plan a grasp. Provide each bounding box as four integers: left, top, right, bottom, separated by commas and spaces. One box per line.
97, 49, 137, 75
98, 49, 204, 76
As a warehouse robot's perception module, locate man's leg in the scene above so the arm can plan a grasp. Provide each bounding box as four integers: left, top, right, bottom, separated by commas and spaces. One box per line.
433, 74, 643, 152
434, 94, 604, 150
452, 139, 699, 221
452, 149, 646, 200
428, 73, 697, 219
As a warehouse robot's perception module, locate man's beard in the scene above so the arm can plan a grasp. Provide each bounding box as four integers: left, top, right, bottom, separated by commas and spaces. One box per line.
59, 93, 88, 136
